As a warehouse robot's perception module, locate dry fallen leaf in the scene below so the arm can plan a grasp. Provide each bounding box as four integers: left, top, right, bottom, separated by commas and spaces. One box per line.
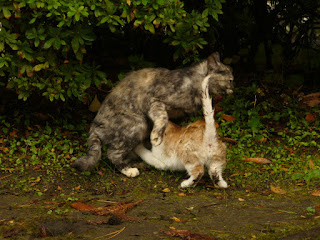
302, 92, 320, 107
74, 185, 81, 190
305, 112, 317, 123
241, 157, 272, 164
57, 186, 62, 191
89, 95, 101, 112
257, 137, 267, 143
311, 190, 320, 197
30, 177, 41, 186
71, 200, 144, 221
222, 137, 238, 144
309, 160, 315, 169
71, 202, 97, 211
162, 229, 213, 240
221, 114, 236, 122
9, 131, 16, 137
171, 217, 181, 222
87, 219, 110, 225
238, 198, 245, 202
162, 188, 170, 193
0, 174, 12, 181
270, 184, 287, 195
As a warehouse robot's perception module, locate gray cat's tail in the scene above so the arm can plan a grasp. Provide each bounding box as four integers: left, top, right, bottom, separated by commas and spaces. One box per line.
72, 130, 102, 171
201, 75, 218, 150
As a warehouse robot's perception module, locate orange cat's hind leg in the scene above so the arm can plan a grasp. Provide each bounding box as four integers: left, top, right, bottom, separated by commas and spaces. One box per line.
181, 164, 204, 188
208, 163, 228, 189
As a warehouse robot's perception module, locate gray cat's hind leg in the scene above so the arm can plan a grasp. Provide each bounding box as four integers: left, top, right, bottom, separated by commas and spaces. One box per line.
107, 147, 140, 177
107, 115, 149, 177
148, 100, 168, 146
72, 132, 102, 171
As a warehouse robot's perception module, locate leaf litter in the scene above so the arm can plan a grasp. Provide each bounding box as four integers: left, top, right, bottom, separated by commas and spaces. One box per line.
242, 156, 272, 164
270, 184, 287, 195
71, 200, 144, 222
162, 228, 214, 240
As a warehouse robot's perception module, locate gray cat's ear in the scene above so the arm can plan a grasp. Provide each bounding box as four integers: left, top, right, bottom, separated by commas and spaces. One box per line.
212, 52, 220, 62
207, 53, 219, 71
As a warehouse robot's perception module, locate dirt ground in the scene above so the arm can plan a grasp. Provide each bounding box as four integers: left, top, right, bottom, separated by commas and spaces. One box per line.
1, 168, 320, 240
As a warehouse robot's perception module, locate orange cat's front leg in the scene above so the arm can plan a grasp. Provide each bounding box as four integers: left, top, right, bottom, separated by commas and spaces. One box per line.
181, 164, 204, 188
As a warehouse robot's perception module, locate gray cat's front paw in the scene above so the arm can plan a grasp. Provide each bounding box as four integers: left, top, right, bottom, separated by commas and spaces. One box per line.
150, 130, 163, 146
72, 156, 91, 171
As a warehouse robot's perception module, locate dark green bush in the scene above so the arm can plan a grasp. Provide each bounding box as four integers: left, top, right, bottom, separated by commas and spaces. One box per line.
0, 0, 225, 102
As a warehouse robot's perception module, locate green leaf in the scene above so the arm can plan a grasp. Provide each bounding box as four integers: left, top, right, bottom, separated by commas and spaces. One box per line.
71, 36, 80, 53
39, 83, 45, 90
202, 8, 209, 18
3, 7, 11, 19
109, 25, 116, 33
67, 11, 75, 18
134, 20, 142, 27
29, 18, 36, 24
8, 43, 18, 50
100, 16, 109, 24
60, 94, 65, 101
75, 51, 83, 60
157, 0, 165, 5
57, 21, 65, 27
211, 12, 219, 21
145, 23, 155, 34
43, 38, 55, 49
75, 13, 80, 21
54, 38, 61, 49
214, 0, 222, 9
34, 39, 40, 47
0, 42, 4, 52
33, 64, 44, 71
81, 33, 95, 42
171, 40, 180, 46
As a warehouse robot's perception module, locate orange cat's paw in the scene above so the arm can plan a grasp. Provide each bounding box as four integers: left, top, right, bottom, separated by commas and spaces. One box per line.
180, 179, 194, 188
214, 180, 228, 189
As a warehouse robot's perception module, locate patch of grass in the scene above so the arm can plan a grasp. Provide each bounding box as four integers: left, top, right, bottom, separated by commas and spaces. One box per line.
216, 84, 320, 190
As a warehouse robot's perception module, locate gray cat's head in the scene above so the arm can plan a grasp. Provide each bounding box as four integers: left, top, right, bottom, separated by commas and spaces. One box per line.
206, 52, 234, 96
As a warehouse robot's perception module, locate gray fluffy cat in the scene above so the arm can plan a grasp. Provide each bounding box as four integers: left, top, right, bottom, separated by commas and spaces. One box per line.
72, 53, 234, 177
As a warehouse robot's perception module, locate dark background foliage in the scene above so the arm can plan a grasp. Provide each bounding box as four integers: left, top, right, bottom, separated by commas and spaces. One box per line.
0, 0, 319, 109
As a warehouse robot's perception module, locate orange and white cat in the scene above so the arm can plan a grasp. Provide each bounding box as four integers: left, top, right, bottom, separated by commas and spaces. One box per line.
134, 75, 228, 188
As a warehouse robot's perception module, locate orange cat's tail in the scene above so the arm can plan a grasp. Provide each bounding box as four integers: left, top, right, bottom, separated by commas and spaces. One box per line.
201, 75, 218, 154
